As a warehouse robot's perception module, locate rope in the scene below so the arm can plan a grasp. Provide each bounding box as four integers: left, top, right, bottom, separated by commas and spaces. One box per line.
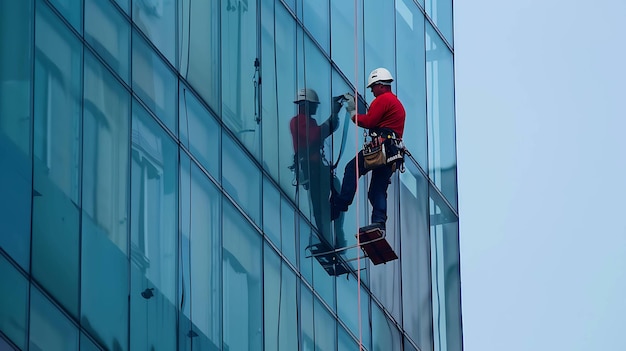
353, 0, 363, 349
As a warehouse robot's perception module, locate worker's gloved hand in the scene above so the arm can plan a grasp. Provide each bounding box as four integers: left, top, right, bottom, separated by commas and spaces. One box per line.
343, 93, 356, 116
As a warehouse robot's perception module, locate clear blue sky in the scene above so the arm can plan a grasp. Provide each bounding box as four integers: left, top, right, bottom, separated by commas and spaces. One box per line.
455, 0, 626, 350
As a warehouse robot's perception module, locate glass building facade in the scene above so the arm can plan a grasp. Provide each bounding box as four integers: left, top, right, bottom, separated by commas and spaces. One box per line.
0, 0, 460, 350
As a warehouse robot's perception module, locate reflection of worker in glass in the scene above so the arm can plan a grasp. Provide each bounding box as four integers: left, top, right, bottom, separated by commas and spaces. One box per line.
290, 88, 346, 247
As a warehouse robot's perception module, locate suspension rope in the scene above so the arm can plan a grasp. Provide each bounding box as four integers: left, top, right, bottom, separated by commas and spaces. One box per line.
353, 0, 363, 349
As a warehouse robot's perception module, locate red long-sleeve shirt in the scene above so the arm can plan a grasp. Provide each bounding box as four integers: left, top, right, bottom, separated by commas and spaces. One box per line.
290, 114, 323, 161
353, 91, 406, 138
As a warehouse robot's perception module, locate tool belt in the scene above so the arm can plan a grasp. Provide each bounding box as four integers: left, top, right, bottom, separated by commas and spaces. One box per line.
362, 129, 408, 172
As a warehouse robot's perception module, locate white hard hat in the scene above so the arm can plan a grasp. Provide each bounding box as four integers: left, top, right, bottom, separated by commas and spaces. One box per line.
294, 88, 320, 104
367, 67, 394, 88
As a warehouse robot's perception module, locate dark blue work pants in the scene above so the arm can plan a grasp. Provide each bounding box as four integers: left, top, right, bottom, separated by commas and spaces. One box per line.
334, 150, 394, 224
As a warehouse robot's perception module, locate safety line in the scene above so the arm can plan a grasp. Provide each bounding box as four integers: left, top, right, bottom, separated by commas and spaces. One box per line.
353, 0, 363, 350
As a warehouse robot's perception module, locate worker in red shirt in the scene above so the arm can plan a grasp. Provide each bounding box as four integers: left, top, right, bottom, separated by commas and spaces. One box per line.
331, 68, 406, 231
290, 88, 345, 247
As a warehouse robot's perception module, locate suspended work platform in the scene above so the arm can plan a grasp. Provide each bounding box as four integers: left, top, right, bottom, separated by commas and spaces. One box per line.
357, 225, 398, 265
306, 224, 398, 276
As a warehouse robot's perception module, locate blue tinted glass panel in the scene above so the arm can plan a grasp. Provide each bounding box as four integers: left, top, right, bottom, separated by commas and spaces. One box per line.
302, 0, 329, 53
294, 34, 336, 244
426, 23, 457, 210
113, 0, 129, 14
301, 285, 335, 351
0, 1, 33, 270
46, 0, 82, 33
132, 30, 177, 135
133, 0, 176, 66
430, 187, 461, 351
32, 1, 82, 318
425, 0, 453, 45
29, 287, 78, 351
264, 245, 298, 350
130, 100, 177, 351
221, 0, 260, 156
260, 1, 297, 196
179, 155, 222, 350
179, 85, 220, 179
396, 2, 427, 168
262, 176, 281, 246
85, 0, 130, 83
404, 336, 419, 351
80, 332, 102, 351
83, 50, 130, 254
180, 0, 220, 110
364, 0, 395, 83
0, 256, 28, 350
280, 196, 297, 264
331, 1, 365, 92
338, 324, 358, 351
337, 275, 371, 350
298, 216, 335, 310
0, 336, 17, 351
81, 211, 130, 351
400, 164, 433, 348
372, 303, 402, 351
223, 200, 262, 350
222, 134, 261, 225
82, 51, 130, 351
329, 69, 362, 254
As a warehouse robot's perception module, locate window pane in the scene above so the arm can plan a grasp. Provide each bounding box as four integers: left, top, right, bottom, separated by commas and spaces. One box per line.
0, 0, 33, 270
426, 23, 457, 210
400, 164, 433, 349
221, 0, 260, 156
0, 256, 28, 350
132, 0, 176, 66
331, 1, 364, 92
293, 34, 337, 245
262, 177, 297, 265
132, 30, 177, 135
85, 0, 130, 83
113, 0, 129, 14
47, 0, 82, 33
260, 1, 297, 196
179, 154, 222, 350
364, 0, 395, 80
264, 245, 298, 350
396, 1, 427, 168
301, 284, 335, 351
180, 0, 220, 110
338, 324, 358, 351
337, 275, 371, 350
32, 1, 82, 318
430, 187, 461, 351
302, 0, 329, 53
222, 133, 261, 225
0, 336, 18, 351
298, 216, 335, 310
262, 176, 281, 246
372, 302, 402, 351
83, 50, 130, 254
29, 287, 78, 351
80, 332, 102, 351
130, 101, 178, 351
425, 0, 453, 45
223, 200, 263, 350
82, 51, 130, 351
179, 85, 220, 179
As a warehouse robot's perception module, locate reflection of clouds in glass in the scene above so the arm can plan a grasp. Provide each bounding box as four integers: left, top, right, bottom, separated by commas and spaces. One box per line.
396, 0, 414, 30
